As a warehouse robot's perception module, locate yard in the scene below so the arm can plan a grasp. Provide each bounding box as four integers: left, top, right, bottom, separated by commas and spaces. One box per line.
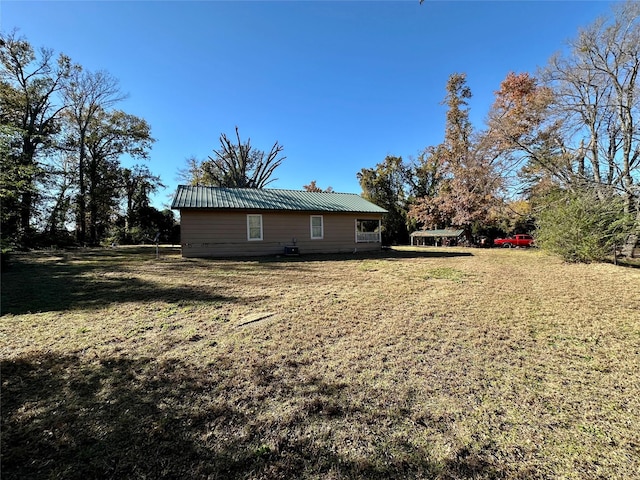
1, 246, 639, 479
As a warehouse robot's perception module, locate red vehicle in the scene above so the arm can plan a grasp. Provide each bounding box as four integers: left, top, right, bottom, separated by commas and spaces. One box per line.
493, 234, 535, 248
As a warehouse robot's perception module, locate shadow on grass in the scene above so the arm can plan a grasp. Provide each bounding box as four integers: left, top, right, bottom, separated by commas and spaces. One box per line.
2, 352, 509, 480
605, 258, 640, 269
210, 247, 475, 267
1, 250, 235, 315
2, 247, 473, 315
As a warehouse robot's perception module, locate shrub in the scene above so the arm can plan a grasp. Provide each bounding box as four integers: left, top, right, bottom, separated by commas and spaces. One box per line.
535, 189, 632, 263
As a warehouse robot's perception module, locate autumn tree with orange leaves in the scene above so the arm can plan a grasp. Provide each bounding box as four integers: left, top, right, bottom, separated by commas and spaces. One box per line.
302, 180, 333, 193
485, 2, 639, 259
409, 73, 503, 241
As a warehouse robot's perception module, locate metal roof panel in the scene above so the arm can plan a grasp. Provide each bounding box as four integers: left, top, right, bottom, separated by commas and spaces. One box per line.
171, 186, 387, 213
410, 229, 464, 237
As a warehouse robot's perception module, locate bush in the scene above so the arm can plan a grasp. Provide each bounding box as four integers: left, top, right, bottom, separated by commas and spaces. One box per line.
535, 189, 632, 263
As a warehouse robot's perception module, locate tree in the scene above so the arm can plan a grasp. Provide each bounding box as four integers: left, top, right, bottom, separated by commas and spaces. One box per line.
485, 71, 561, 194
63, 68, 125, 244
358, 155, 410, 245
408, 145, 446, 200
484, 3, 640, 261
303, 180, 333, 193
488, 2, 640, 226
81, 109, 154, 244
0, 124, 29, 242
116, 206, 174, 245
177, 156, 207, 186
547, 1, 640, 213
122, 164, 164, 240
40, 149, 77, 240
409, 73, 503, 241
199, 127, 285, 188
0, 32, 72, 244
491, 199, 535, 236
1, 34, 161, 248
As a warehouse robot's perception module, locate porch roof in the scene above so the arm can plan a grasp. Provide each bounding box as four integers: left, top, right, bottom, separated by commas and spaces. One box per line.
410, 229, 464, 238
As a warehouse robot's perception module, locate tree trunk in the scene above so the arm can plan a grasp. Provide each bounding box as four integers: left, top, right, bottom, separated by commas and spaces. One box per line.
621, 234, 638, 258
18, 141, 38, 239
88, 157, 99, 246
77, 136, 87, 246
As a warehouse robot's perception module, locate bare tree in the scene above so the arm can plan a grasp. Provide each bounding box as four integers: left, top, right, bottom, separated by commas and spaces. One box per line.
543, 1, 640, 206
201, 127, 285, 188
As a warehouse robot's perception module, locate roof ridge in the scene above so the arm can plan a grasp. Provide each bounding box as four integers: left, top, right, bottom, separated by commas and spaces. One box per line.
178, 185, 358, 195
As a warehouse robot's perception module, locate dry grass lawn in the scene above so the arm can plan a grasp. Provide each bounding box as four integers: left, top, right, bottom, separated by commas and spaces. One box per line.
1, 246, 639, 479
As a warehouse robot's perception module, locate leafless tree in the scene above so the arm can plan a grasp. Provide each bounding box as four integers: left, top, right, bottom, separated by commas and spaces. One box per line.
202, 127, 285, 188
543, 1, 640, 214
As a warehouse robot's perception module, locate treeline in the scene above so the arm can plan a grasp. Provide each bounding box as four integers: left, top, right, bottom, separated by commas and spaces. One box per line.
359, 2, 639, 262
1, 31, 176, 251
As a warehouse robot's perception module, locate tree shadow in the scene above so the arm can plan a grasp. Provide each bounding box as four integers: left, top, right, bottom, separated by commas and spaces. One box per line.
1, 246, 475, 314
2, 352, 510, 480
1, 353, 244, 479
1, 251, 236, 315
219, 247, 475, 266
604, 257, 640, 269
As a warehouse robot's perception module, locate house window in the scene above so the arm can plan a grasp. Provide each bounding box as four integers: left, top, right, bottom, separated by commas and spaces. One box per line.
356, 219, 381, 243
310, 215, 324, 239
247, 214, 263, 241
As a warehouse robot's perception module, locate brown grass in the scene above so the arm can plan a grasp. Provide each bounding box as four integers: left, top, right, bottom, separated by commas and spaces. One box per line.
2, 246, 639, 479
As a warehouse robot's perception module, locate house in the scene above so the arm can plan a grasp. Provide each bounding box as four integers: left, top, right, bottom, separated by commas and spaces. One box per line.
171, 186, 387, 257
410, 229, 464, 247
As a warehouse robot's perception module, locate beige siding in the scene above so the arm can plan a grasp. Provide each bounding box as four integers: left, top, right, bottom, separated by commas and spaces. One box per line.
179, 210, 382, 257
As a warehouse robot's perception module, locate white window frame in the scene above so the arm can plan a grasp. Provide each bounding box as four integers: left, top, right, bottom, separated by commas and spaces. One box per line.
310, 215, 324, 240
247, 214, 263, 241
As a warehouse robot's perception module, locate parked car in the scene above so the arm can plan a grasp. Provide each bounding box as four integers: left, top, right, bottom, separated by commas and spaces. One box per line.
493, 234, 535, 248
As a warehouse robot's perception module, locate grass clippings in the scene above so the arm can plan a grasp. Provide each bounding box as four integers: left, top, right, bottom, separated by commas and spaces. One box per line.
1, 245, 639, 479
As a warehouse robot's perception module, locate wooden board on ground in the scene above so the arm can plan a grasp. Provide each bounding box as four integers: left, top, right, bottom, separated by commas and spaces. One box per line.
236, 312, 277, 327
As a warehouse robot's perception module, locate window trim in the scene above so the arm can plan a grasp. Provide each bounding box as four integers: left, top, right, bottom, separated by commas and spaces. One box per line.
247, 214, 263, 241
310, 215, 324, 240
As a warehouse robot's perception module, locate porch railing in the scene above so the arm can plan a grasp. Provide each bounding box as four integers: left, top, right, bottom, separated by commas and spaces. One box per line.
356, 232, 381, 243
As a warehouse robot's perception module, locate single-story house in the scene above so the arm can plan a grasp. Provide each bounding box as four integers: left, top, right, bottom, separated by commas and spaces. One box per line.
410, 229, 464, 246
171, 186, 387, 257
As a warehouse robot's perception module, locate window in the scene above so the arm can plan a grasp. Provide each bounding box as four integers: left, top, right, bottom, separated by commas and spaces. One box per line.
247, 214, 263, 241
310, 215, 324, 239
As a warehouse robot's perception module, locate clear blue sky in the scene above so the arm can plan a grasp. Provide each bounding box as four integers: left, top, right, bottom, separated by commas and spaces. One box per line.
2, 1, 618, 208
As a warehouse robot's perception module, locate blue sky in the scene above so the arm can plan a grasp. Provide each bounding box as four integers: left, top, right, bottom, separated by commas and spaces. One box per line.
2, 1, 618, 208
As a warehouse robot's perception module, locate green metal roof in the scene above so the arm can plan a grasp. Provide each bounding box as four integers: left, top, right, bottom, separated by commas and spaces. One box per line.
171, 186, 387, 214
410, 229, 464, 238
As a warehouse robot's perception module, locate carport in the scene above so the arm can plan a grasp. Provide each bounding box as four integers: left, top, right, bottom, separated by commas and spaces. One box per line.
410, 229, 464, 247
